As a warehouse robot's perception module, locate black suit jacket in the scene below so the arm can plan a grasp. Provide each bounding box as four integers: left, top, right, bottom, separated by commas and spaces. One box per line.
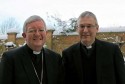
0, 45, 63, 84
62, 39, 125, 84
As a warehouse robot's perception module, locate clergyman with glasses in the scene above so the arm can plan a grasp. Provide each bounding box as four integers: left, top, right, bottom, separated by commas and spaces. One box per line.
62, 11, 125, 84
0, 15, 64, 84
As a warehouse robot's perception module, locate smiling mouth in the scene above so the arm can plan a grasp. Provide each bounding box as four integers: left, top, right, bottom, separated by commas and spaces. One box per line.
33, 38, 42, 40
83, 35, 90, 36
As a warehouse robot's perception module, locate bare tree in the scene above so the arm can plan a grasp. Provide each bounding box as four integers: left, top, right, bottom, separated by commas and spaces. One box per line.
66, 18, 77, 32
0, 17, 20, 34
46, 12, 77, 33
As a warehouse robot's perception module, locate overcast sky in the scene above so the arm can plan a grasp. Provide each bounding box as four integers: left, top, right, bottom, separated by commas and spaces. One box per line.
0, 0, 125, 28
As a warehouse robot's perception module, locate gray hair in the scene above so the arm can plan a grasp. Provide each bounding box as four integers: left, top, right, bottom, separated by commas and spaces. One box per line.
23, 15, 46, 32
77, 11, 98, 26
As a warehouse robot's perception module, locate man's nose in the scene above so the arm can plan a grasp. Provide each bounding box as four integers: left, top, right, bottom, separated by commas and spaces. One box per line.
83, 27, 89, 32
34, 30, 41, 34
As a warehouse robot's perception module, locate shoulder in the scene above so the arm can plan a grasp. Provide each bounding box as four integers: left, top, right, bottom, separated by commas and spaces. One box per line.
96, 39, 121, 53
62, 42, 80, 53
96, 39, 118, 47
2, 46, 25, 58
4, 46, 24, 54
44, 48, 61, 57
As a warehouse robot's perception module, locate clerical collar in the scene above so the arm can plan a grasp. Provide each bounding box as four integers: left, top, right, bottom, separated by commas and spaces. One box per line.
81, 43, 92, 49
25, 44, 42, 55
33, 51, 41, 55
86, 45, 92, 49
81, 41, 95, 49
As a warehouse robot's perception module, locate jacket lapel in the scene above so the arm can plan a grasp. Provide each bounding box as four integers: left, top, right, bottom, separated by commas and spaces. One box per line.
95, 39, 105, 84
20, 46, 39, 84
74, 40, 105, 84
44, 48, 56, 84
73, 42, 84, 84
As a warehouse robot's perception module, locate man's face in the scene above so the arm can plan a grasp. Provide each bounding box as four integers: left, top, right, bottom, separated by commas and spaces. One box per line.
77, 16, 99, 45
22, 20, 46, 51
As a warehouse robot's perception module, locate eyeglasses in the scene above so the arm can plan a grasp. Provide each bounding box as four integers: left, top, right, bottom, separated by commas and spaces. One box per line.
27, 28, 46, 33
77, 25, 96, 29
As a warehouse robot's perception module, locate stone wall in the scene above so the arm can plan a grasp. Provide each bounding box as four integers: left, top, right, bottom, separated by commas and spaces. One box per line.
2, 30, 125, 56
52, 35, 80, 54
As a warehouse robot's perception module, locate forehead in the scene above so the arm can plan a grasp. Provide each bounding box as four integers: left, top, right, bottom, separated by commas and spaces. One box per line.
78, 16, 96, 25
26, 20, 45, 28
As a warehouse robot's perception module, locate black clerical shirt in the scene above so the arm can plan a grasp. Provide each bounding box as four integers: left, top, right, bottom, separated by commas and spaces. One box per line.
81, 43, 95, 58
32, 52, 42, 80
25, 45, 42, 82
80, 42, 97, 84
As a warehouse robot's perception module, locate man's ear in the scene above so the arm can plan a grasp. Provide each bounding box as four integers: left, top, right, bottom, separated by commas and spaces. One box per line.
22, 33, 26, 38
46, 30, 48, 35
96, 25, 99, 32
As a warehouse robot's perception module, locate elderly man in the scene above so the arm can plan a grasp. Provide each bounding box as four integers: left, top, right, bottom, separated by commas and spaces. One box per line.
0, 15, 64, 84
62, 11, 125, 84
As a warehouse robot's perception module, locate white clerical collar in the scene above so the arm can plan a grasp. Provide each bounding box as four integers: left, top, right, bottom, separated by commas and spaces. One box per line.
86, 45, 92, 49
33, 51, 41, 55
81, 41, 95, 49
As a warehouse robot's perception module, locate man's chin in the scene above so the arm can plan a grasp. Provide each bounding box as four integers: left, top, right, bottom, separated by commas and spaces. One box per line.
34, 44, 43, 47
33, 45, 43, 51
82, 39, 91, 43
